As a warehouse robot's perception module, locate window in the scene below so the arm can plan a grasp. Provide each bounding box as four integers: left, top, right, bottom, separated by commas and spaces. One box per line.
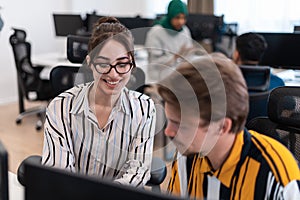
214, 0, 300, 34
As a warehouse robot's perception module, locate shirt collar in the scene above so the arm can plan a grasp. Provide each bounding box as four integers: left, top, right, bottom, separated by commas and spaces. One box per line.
198, 130, 245, 187
70, 82, 93, 115
70, 83, 131, 116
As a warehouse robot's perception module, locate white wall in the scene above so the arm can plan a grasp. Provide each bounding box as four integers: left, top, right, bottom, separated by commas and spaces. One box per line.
0, 0, 71, 104
0, 0, 171, 105
72, 0, 150, 18
71, 0, 172, 18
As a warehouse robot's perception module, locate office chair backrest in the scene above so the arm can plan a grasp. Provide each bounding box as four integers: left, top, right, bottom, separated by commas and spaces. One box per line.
247, 90, 270, 123
50, 66, 93, 97
126, 67, 146, 93
67, 35, 89, 64
9, 28, 52, 100
247, 86, 300, 161
10, 28, 29, 67
267, 86, 300, 127
240, 65, 271, 92
240, 65, 271, 122
0, 140, 9, 200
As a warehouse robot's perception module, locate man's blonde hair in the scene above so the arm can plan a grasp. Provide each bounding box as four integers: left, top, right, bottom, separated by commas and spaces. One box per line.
157, 53, 249, 133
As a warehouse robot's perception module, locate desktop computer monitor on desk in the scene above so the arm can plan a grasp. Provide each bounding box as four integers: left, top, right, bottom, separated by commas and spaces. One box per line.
117, 16, 154, 45
85, 13, 103, 33
258, 32, 300, 69
185, 14, 224, 50
53, 14, 84, 37
257, 32, 300, 86
24, 160, 184, 200
0, 141, 9, 200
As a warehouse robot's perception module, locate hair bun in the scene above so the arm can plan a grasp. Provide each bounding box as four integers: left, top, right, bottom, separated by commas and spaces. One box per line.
97, 16, 120, 25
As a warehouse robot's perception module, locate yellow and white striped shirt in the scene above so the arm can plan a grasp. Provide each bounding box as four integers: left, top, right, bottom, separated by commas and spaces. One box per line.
168, 129, 300, 199
42, 82, 156, 187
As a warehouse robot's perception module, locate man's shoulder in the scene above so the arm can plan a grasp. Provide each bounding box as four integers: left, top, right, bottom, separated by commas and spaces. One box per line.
270, 73, 285, 83
270, 73, 285, 88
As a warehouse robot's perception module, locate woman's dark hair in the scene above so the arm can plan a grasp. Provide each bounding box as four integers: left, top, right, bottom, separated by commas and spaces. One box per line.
88, 16, 136, 68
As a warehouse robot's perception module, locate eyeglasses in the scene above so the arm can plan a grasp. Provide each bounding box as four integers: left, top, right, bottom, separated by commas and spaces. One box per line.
91, 61, 133, 74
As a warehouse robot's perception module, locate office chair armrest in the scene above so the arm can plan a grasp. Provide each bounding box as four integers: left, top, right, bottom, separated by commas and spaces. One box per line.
146, 157, 167, 186
17, 155, 42, 186
18, 155, 167, 187
18, 57, 40, 78
32, 64, 46, 73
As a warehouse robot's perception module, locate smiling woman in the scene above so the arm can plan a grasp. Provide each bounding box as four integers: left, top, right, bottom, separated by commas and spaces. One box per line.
41, 16, 156, 187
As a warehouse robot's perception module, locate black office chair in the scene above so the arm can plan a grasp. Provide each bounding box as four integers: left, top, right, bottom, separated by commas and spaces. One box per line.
240, 65, 271, 123
9, 28, 55, 130
50, 65, 93, 97
247, 86, 300, 162
126, 66, 146, 93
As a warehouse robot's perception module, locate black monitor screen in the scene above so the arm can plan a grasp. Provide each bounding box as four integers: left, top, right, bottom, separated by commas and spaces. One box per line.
258, 32, 300, 69
67, 35, 89, 64
86, 14, 103, 33
0, 141, 8, 200
117, 17, 153, 30
53, 14, 84, 36
117, 17, 154, 45
186, 14, 223, 43
294, 25, 300, 33
130, 27, 152, 45
24, 161, 184, 200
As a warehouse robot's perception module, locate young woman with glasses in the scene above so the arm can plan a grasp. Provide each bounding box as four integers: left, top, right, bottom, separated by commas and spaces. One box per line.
42, 16, 156, 187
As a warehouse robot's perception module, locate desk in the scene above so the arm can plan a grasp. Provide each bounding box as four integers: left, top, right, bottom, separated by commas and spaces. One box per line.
8, 172, 24, 200
273, 68, 300, 86
32, 52, 81, 80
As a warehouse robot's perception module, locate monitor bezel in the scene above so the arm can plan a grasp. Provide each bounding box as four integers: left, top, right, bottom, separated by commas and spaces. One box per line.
0, 141, 9, 200
24, 160, 184, 200
257, 32, 300, 69
53, 14, 84, 37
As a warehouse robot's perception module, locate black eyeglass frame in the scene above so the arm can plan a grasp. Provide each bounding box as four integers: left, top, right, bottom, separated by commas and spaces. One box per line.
91, 61, 134, 74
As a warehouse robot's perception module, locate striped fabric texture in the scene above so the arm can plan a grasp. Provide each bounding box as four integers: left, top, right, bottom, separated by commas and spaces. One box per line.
42, 82, 156, 187
168, 129, 300, 199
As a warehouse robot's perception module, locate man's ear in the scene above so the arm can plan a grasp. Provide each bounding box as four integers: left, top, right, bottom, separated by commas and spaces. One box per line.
232, 50, 240, 64
220, 118, 232, 135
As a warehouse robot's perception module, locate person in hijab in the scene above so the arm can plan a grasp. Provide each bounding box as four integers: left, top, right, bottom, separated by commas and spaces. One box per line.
144, 0, 193, 82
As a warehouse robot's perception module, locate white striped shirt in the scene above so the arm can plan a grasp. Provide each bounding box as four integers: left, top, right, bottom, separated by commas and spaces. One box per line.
42, 82, 156, 187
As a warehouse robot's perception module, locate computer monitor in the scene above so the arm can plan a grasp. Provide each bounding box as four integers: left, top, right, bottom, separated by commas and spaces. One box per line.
186, 14, 224, 43
66, 35, 89, 64
0, 141, 9, 200
85, 13, 103, 33
24, 160, 185, 200
130, 27, 152, 45
257, 32, 300, 69
53, 14, 84, 36
294, 25, 300, 33
117, 17, 154, 45
117, 17, 153, 30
